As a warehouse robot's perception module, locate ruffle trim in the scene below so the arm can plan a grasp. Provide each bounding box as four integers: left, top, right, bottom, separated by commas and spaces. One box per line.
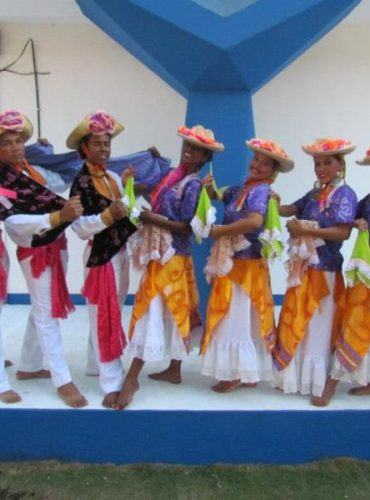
204, 234, 250, 283
259, 227, 284, 260
190, 205, 216, 242
345, 258, 370, 288
128, 223, 175, 271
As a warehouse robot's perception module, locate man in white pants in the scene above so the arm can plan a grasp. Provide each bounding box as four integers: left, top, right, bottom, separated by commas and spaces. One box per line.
68, 111, 136, 408
0, 108, 87, 407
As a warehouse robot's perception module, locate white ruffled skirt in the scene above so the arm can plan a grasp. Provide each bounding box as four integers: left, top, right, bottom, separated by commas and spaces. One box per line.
331, 351, 370, 386
273, 272, 336, 397
201, 284, 273, 383
128, 294, 188, 362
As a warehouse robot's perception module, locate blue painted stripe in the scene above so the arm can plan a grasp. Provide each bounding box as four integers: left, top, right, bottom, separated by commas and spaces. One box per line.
6, 293, 135, 306
5, 293, 283, 306
0, 409, 369, 464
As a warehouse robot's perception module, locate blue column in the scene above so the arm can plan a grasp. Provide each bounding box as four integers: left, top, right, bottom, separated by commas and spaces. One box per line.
186, 90, 255, 316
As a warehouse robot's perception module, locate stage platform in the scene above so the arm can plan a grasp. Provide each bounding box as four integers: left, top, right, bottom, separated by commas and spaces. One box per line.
1, 305, 370, 465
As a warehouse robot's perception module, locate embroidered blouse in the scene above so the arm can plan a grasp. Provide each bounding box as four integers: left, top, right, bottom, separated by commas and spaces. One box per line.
293, 184, 357, 271
221, 183, 270, 259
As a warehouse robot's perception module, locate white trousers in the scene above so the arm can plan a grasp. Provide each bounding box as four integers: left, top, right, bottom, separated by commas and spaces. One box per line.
84, 246, 129, 394
0, 245, 10, 393
0, 301, 10, 393
201, 284, 274, 383
18, 250, 72, 388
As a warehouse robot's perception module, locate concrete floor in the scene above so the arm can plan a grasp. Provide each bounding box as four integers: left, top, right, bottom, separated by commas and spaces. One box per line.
2, 304, 370, 411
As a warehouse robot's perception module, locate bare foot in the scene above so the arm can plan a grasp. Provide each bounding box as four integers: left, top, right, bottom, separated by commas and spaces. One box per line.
148, 368, 182, 385
57, 382, 88, 408
102, 391, 119, 409
310, 378, 338, 407
212, 380, 257, 393
348, 384, 370, 396
16, 369, 51, 380
0, 389, 22, 404
4, 360, 13, 368
115, 380, 139, 410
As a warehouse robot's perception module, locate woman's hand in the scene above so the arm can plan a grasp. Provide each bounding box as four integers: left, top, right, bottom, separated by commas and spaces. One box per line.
121, 165, 135, 185
270, 191, 281, 206
353, 218, 368, 231
139, 207, 157, 224
202, 173, 217, 199
286, 218, 306, 238
209, 224, 223, 239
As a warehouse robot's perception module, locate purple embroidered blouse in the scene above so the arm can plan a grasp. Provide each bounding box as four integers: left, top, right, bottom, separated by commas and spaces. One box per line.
293, 185, 357, 271
156, 174, 202, 256
222, 183, 270, 259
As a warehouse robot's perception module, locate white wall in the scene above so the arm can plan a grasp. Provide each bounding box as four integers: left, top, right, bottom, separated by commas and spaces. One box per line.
0, 15, 369, 296
0, 21, 186, 294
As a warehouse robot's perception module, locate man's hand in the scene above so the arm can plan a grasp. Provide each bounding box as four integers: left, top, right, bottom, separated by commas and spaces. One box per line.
147, 146, 161, 158
59, 196, 83, 223
109, 200, 128, 221
121, 165, 135, 185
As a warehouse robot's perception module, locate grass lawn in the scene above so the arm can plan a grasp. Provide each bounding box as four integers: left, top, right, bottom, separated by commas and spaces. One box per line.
0, 458, 369, 499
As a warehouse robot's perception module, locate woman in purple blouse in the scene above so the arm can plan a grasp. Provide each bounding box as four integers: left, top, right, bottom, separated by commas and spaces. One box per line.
116, 125, 224, 409
311, 147, 370, 406
200, 138, 294, 393
272, 138, 357, 402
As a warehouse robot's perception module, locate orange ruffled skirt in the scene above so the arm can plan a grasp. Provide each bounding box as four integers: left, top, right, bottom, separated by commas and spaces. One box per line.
128, 256, 201, 361
272, 269, 346, 396
200, 259, 276, 382
330, 282, 370, 383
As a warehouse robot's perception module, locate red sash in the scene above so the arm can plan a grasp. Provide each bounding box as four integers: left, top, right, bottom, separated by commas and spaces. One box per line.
17, 235, 75, 319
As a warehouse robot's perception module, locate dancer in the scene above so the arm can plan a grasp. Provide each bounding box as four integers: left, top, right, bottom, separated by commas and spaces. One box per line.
273, 138, 357, 399
201, 138, 294, 392
311, 145, 370, 405
0, 108, 87, 407
68, 111, 137, 408
116, 124, 224, 409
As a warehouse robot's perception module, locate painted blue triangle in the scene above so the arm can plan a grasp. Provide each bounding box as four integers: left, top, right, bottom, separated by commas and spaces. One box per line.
191, 0, 259, 17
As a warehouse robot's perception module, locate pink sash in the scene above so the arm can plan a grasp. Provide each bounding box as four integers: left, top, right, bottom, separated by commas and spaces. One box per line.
82, 259, 126, 363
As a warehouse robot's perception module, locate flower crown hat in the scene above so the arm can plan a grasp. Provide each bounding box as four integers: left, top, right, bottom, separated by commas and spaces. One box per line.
246, 138, 294, 172
0, 109, 33, 142
177, 125, 224, 152
66, 110, 124, 150
356, 146, 370, 166
302, 138, 356, 157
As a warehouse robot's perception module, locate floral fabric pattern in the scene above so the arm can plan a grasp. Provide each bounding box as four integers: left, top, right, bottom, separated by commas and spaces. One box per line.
293, 185, 357, 271
222, 184, 270, 259
158, 175, 202, 256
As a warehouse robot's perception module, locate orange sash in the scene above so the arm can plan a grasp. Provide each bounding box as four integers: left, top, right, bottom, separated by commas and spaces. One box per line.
129, 256, 201, 341
86, 162, 121, 200
272, 269, 346, 370
335, 283, 370, 371
16, 160, 46, 186
200, 259, 276, 354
